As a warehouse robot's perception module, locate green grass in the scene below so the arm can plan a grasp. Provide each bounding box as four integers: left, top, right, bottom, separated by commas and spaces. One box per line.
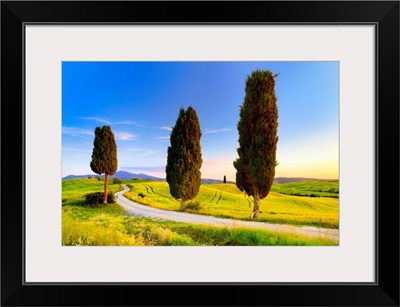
62, 209, 146, 246
62, 178, 338, 246
62, 202, 337, 246
271, 180, 339, 198
124, 180, 339, 229
62, 178, 122, 204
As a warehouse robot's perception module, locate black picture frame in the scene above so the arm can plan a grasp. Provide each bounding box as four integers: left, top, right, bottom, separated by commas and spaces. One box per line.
1, 1, 399, 306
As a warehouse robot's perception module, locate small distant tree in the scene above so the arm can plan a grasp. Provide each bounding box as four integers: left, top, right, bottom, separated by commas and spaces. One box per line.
223, 175, 226, 183
90, 125, 118, 203
233, 69, 279, 218
113, 178, 122, 185
166, 106, 203, 209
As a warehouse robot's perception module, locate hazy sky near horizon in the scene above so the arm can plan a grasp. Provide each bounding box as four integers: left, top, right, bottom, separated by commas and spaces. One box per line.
62, 61, 339, 181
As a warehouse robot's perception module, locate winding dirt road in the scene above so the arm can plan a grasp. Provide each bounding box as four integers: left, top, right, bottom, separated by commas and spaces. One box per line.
116, 184, 339, 243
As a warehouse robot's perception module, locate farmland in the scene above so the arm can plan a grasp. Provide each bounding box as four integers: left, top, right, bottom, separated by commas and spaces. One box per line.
62, 177, 122, 205
124, 180, 339, 229
62, 178, 338, 246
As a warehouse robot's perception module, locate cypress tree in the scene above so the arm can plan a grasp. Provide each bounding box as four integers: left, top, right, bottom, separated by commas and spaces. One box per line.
223, 175, 226, 183
166, 106, 203, 209
233, 69, 279, 218
90, 125, 118, 203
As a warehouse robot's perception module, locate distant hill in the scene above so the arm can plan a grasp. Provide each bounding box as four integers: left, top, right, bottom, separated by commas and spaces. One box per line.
201, 177, 336, 185
273, 177, 338, 184
62, 170, 164, 181
201, 178, 230, 184
63, 171, 336, 184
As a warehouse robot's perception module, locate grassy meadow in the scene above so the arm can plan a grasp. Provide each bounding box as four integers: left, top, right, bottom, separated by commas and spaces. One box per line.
62, 178, 338, 246
271, 180, 338, 198
124, 180, 339, 229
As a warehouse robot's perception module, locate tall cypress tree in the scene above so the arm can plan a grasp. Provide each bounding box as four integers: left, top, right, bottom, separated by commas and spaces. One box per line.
166, 106, 203, 209
90, 125, 118, 203
233, 69, 279, 218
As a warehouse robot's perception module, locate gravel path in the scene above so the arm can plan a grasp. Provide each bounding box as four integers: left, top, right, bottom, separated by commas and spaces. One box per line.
116, 185, 339, 243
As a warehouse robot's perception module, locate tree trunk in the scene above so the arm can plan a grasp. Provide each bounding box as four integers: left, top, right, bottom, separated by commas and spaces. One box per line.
180, 199, 185, 210
104, 173, 109, 203
251, 193, 260, 218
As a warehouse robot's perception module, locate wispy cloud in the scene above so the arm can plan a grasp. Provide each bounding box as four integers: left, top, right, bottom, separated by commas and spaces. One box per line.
113, 120, 137, 125
81, 117, 144, 127
114, 131, 136, 141
81, 117, 111, 124
63, 126, 135, 141
160, 126, 172, 132
62, 127, 93, 138
205, 128, 231, 134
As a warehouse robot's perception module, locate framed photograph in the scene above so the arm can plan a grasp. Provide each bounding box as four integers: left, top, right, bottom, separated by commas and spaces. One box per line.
1, 1, 399, 306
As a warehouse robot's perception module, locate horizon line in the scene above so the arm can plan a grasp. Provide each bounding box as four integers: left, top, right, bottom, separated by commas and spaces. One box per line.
62, 170, 339, 181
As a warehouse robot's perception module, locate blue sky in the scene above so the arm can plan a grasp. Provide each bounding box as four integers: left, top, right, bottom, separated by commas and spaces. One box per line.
62, 61, 339, 181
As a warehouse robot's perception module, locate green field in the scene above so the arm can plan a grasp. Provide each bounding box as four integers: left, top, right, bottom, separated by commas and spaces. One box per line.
271, 180, 339, 198
124, 180, 339, 229
62, 178, 122, 203
62, 178, 338, 246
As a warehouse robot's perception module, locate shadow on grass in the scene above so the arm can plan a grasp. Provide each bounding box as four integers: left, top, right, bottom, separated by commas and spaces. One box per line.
62, 199, 117, 208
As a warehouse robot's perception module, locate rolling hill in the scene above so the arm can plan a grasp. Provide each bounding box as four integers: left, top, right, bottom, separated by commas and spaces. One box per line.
62, 170, 164, 181
273, 177, 338, 184
63, 170, 337, 184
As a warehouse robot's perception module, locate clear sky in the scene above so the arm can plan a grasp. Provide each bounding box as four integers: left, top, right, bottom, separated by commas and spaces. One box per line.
62, 61, 339, 181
